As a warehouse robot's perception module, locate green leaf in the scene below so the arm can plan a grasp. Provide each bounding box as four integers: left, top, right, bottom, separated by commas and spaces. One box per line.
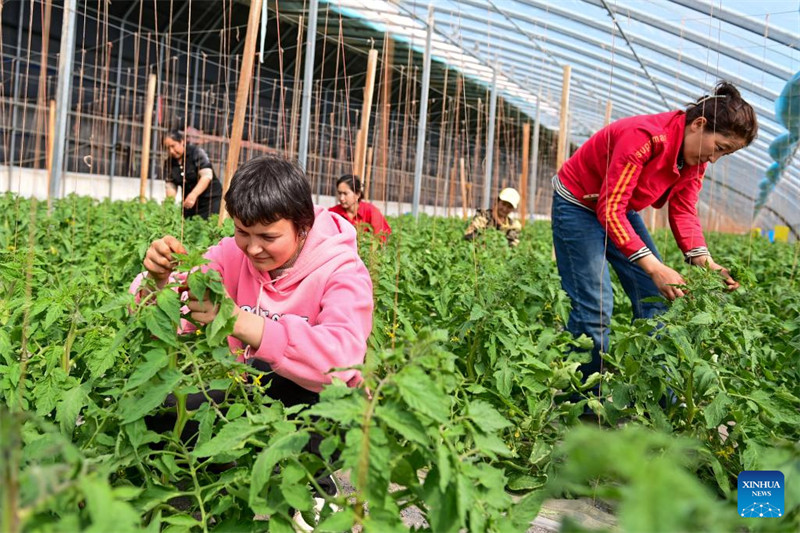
316, 509, 356, 532
494, 359, 514, 397
125, 349, 169, 391
207, 298, 236, 346
703, 392, 731, 429
118, 369, 183, 424
144, 306, 179, 347
156, 289, 182, 324
376, 403, 428, 445
469, 304, 486, 321
249, 432, 311, 506
473, 433, 513, 459
191, 418, 267, 458
689, 312, 714, 326
394, 366, 449, 423
507, 474, 546, 491
437, 444, 452, 492
280, 463, 313, 511
467, 400, 512, 434
162, 514, 202, 527
56, 384, 88, 434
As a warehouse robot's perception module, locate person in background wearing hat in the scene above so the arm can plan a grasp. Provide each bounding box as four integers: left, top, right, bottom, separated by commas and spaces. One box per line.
464, 187, 522, 248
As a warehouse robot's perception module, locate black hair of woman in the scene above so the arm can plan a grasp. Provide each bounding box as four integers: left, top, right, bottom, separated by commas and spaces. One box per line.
225, 154, 315, 232
336, 174, 362, 197
685, 80, 758, 146
166, 129, 185, 143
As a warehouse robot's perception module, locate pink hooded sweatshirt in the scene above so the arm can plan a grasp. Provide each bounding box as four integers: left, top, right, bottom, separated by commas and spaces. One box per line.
131, 206, 374, 392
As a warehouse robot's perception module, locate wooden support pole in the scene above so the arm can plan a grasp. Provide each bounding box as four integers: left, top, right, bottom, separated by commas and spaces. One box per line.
604, 99, 613, 127
139, 73, 157, 202
34, 0, 53, 169
46, 100, 56, 209
378, 33, 393, 213
519, 122, 530, 226
459, 157, 468, 220
364, 146, 374, 200
219, 0, 263, 224
556, 65, 571, 171
288, 15, 304, 158
354, 48, 379, 179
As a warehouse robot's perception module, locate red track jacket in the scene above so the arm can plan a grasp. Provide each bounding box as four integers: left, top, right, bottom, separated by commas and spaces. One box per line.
558, 110, 708, 261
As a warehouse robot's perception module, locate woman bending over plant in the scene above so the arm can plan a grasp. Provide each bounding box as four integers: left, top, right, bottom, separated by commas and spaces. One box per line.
551, 81, 758, 384
131, 155, 374, 497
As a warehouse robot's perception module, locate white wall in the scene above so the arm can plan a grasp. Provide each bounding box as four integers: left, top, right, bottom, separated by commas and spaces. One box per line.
1, 165, 549, 222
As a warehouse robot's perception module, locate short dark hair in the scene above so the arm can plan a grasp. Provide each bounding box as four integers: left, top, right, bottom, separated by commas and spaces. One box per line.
165, 129, 184, 142
336, 174, 362, 196
225, 155, 315, 231
685, 81, 758, 146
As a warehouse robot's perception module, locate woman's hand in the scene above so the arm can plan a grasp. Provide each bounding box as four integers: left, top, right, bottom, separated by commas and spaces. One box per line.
187, 289, 265, 349
183, 194, 198, 209
637, 255, 686, 300
186, 290, 219, 325
691, 255, 740, 290
143, 235, 186, 289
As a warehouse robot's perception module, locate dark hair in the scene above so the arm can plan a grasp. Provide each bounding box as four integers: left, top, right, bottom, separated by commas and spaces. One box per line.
685, 81, 758, 146
336, 174, 362, 197
225, 155, 315, 231
165, 129, 184, 143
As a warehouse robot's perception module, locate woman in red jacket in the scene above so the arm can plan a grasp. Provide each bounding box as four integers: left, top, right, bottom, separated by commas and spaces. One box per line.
551, 81, 757, 385
329, 175, 392, 242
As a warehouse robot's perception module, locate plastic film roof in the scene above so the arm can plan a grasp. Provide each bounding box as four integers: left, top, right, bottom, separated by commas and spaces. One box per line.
324, 0, 800, 234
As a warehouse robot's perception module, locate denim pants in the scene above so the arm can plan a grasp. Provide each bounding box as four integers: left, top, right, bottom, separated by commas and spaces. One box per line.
551, 192, 667, 378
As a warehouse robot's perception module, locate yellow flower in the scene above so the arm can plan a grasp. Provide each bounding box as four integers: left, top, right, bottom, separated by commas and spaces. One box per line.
195, 329, 203, 335
252, 374, 264, 387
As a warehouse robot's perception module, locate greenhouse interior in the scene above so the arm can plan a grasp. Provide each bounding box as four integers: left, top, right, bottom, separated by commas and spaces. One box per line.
1, 0, 798, 531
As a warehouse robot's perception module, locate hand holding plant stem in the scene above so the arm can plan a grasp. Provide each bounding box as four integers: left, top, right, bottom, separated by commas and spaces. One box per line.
690, 255, 740, 290
143, 235, 187, 289
637, 254, 686, 300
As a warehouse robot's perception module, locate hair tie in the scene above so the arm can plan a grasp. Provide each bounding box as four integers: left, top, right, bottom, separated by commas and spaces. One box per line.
695, 94, 726, 105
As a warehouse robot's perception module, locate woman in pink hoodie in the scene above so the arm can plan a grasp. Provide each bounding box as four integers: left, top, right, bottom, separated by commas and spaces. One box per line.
136, 155, 374, 501
139, 154, 374, 400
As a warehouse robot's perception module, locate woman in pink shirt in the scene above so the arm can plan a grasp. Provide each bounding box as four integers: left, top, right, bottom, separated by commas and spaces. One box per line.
329, 175, 391, 242
134, 155, 374, 500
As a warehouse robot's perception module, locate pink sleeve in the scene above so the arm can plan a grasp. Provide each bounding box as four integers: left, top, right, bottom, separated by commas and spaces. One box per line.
247, 264, 374, 392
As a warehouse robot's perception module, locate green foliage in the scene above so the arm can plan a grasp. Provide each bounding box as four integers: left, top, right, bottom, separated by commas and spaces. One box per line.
1, 193, 798, 532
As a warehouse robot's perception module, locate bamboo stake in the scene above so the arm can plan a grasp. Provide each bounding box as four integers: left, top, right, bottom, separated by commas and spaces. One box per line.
354, 48, 378, 179
364, 146, 374, 200
604, 99, 613, 127
288, 15, 304, 158
556, 65, 571, 171
33, 0, 53, 170
219, 0, 263, 224
460, 157, 468, 220
378, 33, 393, 216
520, 122, 530, 225
139, 73, 157, 202
45, 100, 55, 209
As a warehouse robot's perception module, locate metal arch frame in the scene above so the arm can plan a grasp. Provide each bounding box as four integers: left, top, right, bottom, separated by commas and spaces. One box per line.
456, 0, 781, 103
668, 0, 798, 48
440, 0, 800, 216
445, 7, 784, 137
579, 0, 791, 79
429, 2, 798, 199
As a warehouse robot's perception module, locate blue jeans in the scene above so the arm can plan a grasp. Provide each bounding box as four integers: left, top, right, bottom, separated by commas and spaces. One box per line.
551, 192, 667, 379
